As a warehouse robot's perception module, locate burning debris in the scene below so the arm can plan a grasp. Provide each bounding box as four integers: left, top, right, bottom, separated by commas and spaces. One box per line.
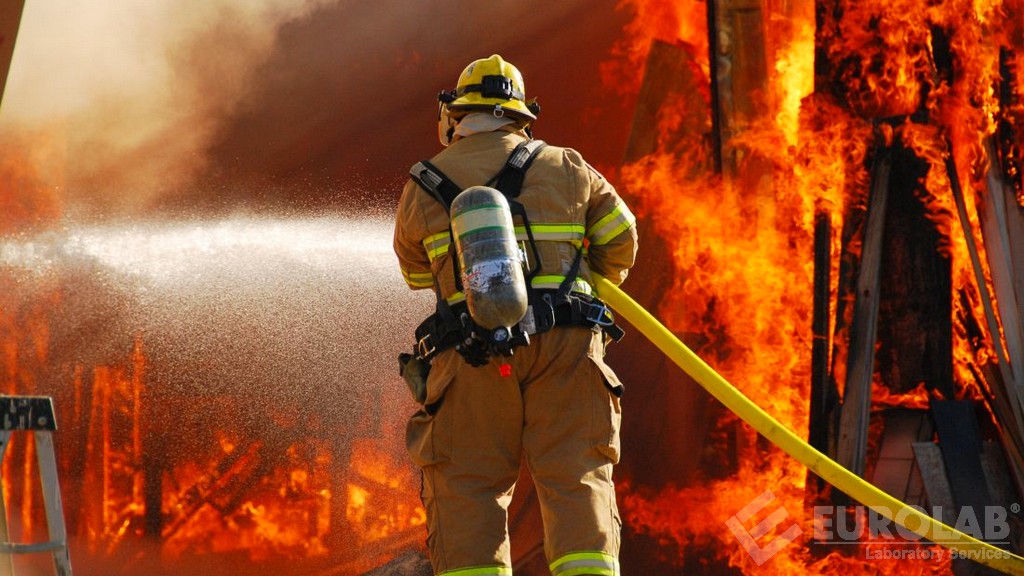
606, 0, 1024, 573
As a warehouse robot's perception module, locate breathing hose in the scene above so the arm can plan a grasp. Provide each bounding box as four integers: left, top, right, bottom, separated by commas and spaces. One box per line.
593, 274, 1024, 575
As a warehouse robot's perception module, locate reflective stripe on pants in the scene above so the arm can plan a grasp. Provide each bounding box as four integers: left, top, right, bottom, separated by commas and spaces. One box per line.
438, 565, 513, 576
550, 551, 620, 576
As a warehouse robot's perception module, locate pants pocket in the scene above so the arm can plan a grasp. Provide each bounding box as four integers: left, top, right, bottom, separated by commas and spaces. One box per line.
406, 352, 457, 468
586, 332, 623, 463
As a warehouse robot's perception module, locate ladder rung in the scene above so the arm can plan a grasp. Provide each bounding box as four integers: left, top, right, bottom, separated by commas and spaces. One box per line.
0, 540, 66, 554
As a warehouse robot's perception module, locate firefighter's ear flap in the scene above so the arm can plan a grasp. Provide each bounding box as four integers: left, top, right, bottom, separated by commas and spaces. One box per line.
438, 101, 457, 147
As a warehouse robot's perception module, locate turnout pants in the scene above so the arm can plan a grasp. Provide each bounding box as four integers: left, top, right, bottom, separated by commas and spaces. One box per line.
407, 326, 623, 576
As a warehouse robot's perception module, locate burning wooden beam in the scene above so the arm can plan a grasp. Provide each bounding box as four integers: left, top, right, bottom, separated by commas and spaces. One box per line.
835, 143, 891, 478
808, 209, 838, 493
980, 138, 1024, 414
615, 38, 718, 488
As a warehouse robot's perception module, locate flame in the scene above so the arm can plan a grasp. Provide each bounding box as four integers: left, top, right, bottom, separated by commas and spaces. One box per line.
0, 277, 423, 571
607, 0, 1019, 572
872, 382, 933, 411
0, 144, 62, 557
600, 0, 709, 96
0, 130, 63, 234
345, 438, 426, 544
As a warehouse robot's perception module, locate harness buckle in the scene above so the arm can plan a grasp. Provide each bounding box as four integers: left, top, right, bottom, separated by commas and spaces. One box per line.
416, 333, 437, 359
585, 300, 615, 327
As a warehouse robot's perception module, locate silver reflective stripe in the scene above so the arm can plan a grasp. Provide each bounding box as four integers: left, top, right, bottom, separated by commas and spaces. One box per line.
588, 202, 636, 246
411, 161, 444, 192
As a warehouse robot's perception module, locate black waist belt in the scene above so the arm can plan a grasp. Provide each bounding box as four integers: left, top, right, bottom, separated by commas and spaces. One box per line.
414, 292, 623, 361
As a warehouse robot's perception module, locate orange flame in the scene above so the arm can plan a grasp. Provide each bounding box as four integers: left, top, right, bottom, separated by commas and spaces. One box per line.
606, 0, 1019, 572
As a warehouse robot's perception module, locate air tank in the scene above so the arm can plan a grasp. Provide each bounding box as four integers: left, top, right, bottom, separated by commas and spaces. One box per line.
449, 186, 529, 332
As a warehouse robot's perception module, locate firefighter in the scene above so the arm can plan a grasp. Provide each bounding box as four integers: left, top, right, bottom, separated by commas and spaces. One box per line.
394, 54, 638, 576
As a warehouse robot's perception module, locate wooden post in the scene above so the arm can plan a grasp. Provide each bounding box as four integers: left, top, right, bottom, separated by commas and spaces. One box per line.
836, 144, 891, 478
980, 139, 1024, 430
947, 140, 1024, 421
808, 210, 837, 494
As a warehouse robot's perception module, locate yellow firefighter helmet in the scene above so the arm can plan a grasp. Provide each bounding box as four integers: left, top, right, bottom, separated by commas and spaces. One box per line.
437, 55, 540, 146
444, 54, 537, 120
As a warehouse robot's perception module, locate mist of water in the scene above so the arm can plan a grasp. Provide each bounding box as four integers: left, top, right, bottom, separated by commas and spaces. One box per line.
0, 212, 435, 572
3, 212, 431, 403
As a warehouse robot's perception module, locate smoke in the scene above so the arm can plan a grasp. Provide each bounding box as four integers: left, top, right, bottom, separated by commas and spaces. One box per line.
1, 0, 332, 214
0, 0, 632, 216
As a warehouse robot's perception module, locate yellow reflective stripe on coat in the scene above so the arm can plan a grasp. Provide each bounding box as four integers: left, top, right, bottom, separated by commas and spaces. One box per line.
437, 565, 512, 576
446, 291, 466, 305
530, 275, 594, 295
402, 268, 434, 289
515, 223, 585, 242
423, 231, 451, 261
588, 202, 636, 246
550, 551, 619, 576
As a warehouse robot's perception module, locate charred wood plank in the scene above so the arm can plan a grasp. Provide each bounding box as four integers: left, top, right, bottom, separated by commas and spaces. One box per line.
809, 210, 838, 494
979, 362, 1024, 500
930, 400, 996, 537
981, 138, 1024, 426
837, 145, 892, 478
946, 140, 1023, 419
875, 144, 953, 399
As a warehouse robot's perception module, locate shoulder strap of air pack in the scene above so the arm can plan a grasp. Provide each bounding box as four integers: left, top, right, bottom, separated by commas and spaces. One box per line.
410, 139, 548, 210
490, 139, 546, 199
409, 160, 462, 213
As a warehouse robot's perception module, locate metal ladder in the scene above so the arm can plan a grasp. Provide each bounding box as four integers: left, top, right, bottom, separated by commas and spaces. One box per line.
0, 396, 72, 576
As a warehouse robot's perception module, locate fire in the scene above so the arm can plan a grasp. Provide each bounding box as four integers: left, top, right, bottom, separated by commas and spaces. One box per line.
345, 438, 426, 544
0, 131, 63, 235
0, 244, 424, 573
601, 0, 709, 95
42, 329, 423, 567
607, 0, 1019, 572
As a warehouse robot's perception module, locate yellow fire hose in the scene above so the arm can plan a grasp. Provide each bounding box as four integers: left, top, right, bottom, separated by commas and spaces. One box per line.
593, 275, 1024, 575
